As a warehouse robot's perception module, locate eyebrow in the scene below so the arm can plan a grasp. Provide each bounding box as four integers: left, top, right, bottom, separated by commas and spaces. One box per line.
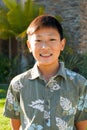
36, 33, 56, 37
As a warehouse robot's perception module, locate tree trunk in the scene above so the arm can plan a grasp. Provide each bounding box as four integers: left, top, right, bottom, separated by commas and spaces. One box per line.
9, 37, 12, 60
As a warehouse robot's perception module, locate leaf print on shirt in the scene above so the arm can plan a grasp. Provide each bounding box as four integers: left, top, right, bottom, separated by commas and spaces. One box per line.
13, 101, 20, 116
28, 99, 44, 112
55, 117, 67, 130
7, 89, 14, 111
44, 111, 51, 127
77, 94, 87, 111
60, 97, 72, 110
7, 89, 14, 104
60, 97, 76, 115
12, 80, 23, 92
55, 117, 73, 130
47, 79, 61, 92
23, 115, 35, 130
7, 90, 20, 114
44, 111, 50, 119
27, 123, 43, 130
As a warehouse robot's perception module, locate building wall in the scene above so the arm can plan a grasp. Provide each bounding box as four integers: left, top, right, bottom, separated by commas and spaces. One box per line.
34, 0, 87, 53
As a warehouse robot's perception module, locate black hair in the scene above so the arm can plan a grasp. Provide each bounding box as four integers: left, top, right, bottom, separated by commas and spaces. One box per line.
27, 14, 63, 40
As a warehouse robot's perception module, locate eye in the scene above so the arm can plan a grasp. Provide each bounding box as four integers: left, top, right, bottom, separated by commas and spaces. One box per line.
35, 39, 42, 42
50, 39, 56, 41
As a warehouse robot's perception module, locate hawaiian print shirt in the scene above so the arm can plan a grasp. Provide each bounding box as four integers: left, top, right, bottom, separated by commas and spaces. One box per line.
4, 62, 87, 130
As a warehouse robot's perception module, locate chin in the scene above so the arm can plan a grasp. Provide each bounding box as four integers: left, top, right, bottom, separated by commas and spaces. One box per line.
38, 61, 54, 66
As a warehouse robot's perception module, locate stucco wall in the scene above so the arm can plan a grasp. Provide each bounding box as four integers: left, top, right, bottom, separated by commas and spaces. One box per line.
34, 0, 87, 53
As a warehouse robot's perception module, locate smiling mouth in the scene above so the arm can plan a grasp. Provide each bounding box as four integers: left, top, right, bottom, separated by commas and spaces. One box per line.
40, 54, 53, 57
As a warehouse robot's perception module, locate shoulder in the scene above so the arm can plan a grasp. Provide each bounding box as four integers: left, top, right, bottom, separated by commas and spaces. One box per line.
10, 68, 33, 91
65, 68, 87, 86
11, 68, 32, 82
65, 68, 87, 98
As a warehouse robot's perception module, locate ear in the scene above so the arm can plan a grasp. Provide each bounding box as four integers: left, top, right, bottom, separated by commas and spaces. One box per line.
26, 40, 32, 52
60, 38, 66, 51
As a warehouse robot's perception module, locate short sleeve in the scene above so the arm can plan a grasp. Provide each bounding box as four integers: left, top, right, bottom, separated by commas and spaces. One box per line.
75, 80, 87, 122
3, 82, 20, 119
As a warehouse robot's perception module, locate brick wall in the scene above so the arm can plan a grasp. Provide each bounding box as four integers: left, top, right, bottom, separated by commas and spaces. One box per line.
34, 0, 87, 53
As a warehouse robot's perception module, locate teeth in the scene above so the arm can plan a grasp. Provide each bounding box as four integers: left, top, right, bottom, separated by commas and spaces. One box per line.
40, 54, 52, 57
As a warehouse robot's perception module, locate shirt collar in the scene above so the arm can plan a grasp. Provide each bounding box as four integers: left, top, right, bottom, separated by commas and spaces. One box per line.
56, 62, 67, 80
28, 62, 67, 80
28, 62, 41, 80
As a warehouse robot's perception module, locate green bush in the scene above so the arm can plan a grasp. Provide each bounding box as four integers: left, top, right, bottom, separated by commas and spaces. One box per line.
0, 53, 34, 83
0, 55, 10, 83
0, 54, 20, 83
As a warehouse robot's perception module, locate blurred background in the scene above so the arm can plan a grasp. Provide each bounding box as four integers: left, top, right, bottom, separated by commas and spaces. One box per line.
0, 0, 87, 84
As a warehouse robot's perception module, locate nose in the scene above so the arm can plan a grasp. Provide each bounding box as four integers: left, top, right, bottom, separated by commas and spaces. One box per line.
42, 41, 49, 49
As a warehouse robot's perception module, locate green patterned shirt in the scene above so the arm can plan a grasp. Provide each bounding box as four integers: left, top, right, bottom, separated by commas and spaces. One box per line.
4, 62, 87, 130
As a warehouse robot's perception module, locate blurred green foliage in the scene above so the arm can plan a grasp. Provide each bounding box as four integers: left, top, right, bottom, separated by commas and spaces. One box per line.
0, 54, 20, 83
0, 0, 44, 40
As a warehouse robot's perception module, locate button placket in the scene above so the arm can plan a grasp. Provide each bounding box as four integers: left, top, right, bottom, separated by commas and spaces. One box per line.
44, 86, 51, 130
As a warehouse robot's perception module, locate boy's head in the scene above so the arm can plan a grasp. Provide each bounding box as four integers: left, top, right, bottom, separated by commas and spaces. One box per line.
27, 14, 63, 40
26, 14, 66, 67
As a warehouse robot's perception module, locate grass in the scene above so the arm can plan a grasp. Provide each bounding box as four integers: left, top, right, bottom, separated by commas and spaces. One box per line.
0, 85, 11, 130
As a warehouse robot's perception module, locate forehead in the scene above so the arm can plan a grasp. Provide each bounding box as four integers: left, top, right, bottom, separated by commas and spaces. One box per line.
30, 27, 60, 37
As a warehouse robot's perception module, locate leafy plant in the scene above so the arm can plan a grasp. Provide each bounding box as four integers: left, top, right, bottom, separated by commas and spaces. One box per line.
0, 54, 20, 83
0, 0, 44, 40
0, 54, 10, 83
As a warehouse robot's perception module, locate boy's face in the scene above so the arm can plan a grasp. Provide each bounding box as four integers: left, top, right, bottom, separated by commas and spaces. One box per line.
27, 27, 66, 66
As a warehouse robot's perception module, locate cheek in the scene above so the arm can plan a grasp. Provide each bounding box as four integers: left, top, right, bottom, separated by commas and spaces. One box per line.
30, 46, 39, 56
29, 43, 36, 51
52, 44, 61, 51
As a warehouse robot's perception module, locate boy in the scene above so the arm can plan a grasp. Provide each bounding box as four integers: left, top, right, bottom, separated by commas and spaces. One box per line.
4, 14, 87, 130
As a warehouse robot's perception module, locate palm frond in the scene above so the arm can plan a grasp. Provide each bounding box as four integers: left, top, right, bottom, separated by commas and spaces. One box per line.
3, 0, 17, 10
0, 0, 44, 40
0, 29, 16, 39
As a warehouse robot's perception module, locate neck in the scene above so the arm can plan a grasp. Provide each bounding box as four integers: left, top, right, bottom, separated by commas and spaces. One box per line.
37, 62, 59, 81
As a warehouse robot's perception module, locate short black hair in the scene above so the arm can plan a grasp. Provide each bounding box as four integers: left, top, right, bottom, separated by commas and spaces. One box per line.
27, 14, 63, 40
